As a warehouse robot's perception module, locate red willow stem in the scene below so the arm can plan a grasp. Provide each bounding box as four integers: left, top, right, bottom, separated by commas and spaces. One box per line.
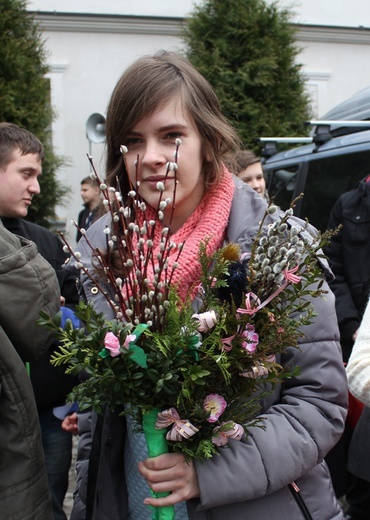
69, 143, 184, 332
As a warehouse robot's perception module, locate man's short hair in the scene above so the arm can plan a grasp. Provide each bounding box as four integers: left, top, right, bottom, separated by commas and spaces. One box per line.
80, 176, 99, 187
0, 122, 45, 170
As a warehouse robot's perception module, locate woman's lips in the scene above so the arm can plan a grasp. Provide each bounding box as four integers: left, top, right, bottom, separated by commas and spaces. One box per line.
142, 176, 175, 189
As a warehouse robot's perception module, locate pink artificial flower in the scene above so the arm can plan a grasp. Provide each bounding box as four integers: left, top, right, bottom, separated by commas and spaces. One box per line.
203, 393, 227, 423
123, 334, 136, 349
104, 331, 121, 357
241, 324, 259, 353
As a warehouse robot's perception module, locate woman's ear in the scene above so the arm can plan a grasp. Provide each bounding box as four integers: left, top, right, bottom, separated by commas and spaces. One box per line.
203, 136, 220, 163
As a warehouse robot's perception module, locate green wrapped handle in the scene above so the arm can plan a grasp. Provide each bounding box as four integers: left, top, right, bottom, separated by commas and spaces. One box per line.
142, 408, 175, 520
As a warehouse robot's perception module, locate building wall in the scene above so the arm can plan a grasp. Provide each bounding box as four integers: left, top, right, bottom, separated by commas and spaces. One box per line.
27, 1, 370, 240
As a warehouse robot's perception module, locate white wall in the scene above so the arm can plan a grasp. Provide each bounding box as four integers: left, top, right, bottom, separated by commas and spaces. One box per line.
39, 25, 183, 241
25, 0, 370, 241
279, 0, 368, 27
28, 0, 370, 27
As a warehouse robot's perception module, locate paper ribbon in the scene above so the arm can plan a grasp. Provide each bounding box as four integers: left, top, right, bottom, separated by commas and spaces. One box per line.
192, 311, 217, 332
194, 282, 205, 296
283, 265, 301, 284
237, 265, 301, 316
221, 334, 236, 352
192, 310, 217, 332
156, 408, 199, 442
236, 292, 261, 315
240, 364, 269, 378
212, 421, 244, 446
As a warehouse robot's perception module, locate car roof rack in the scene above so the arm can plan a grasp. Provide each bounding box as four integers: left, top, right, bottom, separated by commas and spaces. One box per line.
306, 120, 370, 145
258, 120, 370, 158
307, 120, 370, 127
256, 137, 313, 158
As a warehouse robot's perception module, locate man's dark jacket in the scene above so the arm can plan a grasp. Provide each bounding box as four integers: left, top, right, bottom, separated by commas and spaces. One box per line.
325, 177, 370, 362
2, 217, 79, 409
76, 204, 100, 242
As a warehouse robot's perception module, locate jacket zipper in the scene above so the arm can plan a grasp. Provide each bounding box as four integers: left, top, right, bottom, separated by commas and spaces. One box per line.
288, 481, 314, 520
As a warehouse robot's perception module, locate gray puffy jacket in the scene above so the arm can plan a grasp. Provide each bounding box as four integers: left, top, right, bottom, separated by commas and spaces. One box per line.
69, 180, 347, 520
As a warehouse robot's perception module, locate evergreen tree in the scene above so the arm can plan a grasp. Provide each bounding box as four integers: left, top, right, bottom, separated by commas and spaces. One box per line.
0, 0, 68, 227
183, 0, 311, 152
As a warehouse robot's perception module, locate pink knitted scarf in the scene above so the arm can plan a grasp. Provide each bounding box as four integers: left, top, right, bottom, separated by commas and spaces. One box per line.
137, 168, 235, 300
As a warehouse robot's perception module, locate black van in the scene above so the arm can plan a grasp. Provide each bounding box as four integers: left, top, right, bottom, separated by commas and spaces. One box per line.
260, 87, 370, 231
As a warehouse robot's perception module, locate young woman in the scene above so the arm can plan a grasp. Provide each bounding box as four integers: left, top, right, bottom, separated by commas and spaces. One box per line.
69, 51, 347, 520
228, 149, 267, 199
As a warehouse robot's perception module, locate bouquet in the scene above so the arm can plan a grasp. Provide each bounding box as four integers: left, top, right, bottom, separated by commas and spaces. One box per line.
39, 145, 334, 519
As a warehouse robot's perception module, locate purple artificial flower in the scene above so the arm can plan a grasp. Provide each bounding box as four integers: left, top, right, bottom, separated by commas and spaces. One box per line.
241, 324, 259, 353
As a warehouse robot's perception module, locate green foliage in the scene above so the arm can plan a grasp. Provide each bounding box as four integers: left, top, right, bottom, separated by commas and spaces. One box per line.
38, 155, 337, 462
0, 0, 69, 227
183, 0, 312, 152
38, 201, 335, 462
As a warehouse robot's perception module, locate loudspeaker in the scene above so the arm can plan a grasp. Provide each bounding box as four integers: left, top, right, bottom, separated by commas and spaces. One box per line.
86, 113, 106, 143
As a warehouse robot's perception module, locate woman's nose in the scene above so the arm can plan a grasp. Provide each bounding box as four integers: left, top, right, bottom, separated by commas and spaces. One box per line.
141, 141, 166, 168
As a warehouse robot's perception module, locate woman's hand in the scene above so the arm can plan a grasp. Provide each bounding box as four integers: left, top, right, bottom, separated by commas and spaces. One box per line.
138, 452, 200, 507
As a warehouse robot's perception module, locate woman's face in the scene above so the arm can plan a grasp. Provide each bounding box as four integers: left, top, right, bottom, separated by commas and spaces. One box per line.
238, 162, 266, 197
124, 94, 205, 232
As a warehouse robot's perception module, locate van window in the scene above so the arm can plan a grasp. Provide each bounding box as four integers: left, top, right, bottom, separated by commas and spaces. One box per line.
266, 165, 301, 216
266, 150, 370, 231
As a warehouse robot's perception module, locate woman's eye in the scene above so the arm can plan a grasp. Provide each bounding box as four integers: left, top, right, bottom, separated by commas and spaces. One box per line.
125, 137, 141, 146
164, 132, 183, 141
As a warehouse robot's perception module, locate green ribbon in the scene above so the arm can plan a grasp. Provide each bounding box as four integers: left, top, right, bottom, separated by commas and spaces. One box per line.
142, 408, 175, 520
128, 323, 149, 367
176, 331, 201, 361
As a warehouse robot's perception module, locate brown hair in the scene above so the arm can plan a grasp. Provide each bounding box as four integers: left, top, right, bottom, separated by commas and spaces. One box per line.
0, 122, 44, 170
81, 175, 99, 187
105, 51, 240, 194
226, 149, 261, 176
